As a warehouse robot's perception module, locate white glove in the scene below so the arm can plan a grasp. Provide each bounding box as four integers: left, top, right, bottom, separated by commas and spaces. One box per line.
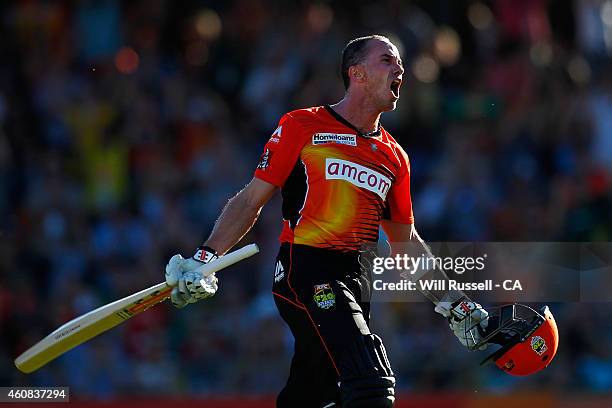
435, 296, 489, 350
165, 246, 219, 308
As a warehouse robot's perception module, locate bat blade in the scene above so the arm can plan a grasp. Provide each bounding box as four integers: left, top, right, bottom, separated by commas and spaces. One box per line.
15, 282, 171, 373
15, 243, 259, 373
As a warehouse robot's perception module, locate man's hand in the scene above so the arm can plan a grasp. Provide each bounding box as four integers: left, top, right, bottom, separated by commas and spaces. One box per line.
165, 246, 219, 308
435, 297, 489, 350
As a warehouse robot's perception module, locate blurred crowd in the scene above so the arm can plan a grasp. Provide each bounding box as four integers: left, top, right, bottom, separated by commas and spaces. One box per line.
1, 0, 612, 399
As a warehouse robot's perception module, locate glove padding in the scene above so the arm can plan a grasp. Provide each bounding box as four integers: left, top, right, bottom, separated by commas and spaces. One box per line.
435, 297, 489, 350
165, 252, 218, 308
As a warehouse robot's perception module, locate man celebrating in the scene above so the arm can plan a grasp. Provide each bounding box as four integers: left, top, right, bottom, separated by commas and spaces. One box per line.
164, 35, 489, 408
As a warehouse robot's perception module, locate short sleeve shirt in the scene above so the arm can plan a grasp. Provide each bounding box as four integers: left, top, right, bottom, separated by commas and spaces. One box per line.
254, 106, 414, 251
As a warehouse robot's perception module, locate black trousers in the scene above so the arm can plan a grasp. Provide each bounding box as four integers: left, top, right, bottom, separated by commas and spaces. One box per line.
272, 243, 374, 408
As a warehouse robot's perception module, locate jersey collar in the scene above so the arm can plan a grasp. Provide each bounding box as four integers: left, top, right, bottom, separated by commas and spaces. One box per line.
324, 105, 381, 138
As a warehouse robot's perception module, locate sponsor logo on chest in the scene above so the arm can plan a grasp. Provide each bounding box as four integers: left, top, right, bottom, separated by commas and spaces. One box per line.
325, 158, 391, 200
312, 133, 357, 146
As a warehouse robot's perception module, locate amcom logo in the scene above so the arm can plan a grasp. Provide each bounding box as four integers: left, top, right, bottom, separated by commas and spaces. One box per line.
325, 158, 391, 199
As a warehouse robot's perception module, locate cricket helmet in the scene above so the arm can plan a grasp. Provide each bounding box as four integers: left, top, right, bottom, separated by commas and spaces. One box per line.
472, 304, 559, 376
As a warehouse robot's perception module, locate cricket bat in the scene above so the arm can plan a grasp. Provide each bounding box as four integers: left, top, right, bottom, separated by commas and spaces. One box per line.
14, 243, 259, 374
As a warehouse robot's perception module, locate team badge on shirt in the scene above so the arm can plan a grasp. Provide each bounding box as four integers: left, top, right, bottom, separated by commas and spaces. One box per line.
313, 283, 336, 309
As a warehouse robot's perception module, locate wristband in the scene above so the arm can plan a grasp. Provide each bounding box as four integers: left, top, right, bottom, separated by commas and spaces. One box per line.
193, 245, 219, 263
450, 297, 477, 321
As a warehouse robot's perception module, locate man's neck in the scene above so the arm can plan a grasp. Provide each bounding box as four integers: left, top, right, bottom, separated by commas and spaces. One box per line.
330, 95, 381, 135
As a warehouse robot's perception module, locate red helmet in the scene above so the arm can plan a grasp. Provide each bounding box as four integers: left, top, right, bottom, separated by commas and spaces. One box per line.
474, 304, 559, 376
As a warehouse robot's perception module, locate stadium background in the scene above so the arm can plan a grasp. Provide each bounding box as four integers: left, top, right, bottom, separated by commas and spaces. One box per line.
1, 0, 611, 406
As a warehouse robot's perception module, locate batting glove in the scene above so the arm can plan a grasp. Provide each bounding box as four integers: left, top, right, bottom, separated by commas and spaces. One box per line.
435, 297, 489, 350
165, 246, 219, 308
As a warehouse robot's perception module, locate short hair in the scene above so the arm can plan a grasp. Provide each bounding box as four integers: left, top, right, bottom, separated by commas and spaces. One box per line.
341, 35, 391, 90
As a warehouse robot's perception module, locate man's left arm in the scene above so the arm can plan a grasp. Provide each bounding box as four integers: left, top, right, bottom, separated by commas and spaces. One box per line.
381, 220, 489, 350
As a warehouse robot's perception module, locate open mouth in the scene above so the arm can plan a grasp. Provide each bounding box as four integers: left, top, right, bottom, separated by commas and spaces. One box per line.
390, 79, 401, 98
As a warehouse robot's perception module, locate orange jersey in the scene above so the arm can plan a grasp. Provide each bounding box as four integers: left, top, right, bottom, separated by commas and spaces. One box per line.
254, 106, 414, 251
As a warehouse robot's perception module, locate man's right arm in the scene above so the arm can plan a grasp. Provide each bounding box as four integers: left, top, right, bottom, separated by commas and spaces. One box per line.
204, 177, 277, 255
164, 177, 276, 308
165, 112, 304, 307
